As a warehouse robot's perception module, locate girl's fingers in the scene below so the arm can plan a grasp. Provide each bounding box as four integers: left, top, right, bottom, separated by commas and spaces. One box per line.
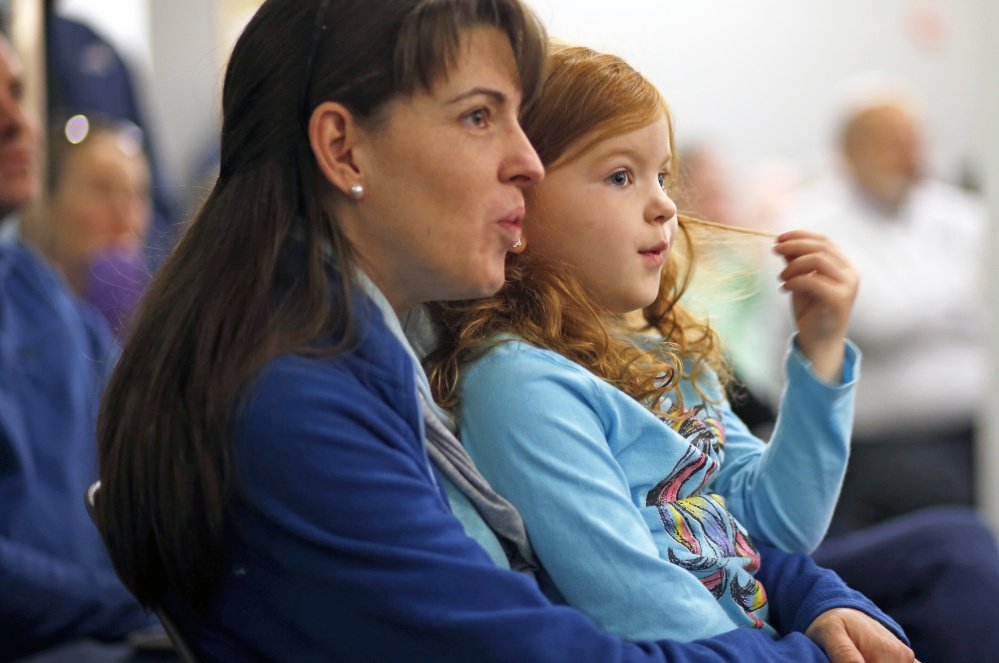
776, 228, 833, 243
774, 238, 851, 268
781, 272, 849, 301
779, 253, 849, 282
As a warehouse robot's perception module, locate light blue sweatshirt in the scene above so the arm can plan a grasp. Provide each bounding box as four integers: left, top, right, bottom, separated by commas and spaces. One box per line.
456, 336, 858, 642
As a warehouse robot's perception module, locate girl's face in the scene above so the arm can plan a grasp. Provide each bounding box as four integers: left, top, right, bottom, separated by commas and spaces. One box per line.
524, 116, 678, 314
343, 25, 543, 315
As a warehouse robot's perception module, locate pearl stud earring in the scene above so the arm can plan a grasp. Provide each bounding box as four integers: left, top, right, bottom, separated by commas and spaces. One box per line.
349, 184, 364, 200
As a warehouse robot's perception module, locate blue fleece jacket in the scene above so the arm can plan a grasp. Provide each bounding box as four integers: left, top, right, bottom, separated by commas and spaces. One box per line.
164, 289, 902, 662
0, 236, 151, 658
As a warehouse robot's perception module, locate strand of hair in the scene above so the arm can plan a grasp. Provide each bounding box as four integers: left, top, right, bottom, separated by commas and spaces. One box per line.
681, 216, 778, 238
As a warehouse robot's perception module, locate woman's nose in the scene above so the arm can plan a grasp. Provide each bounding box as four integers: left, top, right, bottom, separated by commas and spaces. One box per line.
501, 124, 544, 187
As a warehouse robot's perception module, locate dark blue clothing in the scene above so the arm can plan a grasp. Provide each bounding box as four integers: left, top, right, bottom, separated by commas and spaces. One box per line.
167, 293, 904, 662
815, 506, 999, 663
0, 238, 150, 659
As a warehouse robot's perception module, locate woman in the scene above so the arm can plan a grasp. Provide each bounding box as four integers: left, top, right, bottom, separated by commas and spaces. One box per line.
95, 1, 909, 661
38, 115, 152, 337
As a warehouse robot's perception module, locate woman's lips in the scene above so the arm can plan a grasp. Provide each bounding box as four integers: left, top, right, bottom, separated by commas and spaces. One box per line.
497, 209, 524, 242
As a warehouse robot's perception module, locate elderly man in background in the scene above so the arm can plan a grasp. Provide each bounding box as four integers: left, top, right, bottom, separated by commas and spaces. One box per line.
778, 75, 986, 534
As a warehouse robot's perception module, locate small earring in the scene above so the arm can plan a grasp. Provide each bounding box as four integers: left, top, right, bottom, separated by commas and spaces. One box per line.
349, 184, 365, 200
512, 240, 522, 249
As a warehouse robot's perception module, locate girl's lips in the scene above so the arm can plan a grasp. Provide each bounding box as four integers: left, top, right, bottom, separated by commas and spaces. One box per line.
639, 241, 668, 267
640, 250, 665, 267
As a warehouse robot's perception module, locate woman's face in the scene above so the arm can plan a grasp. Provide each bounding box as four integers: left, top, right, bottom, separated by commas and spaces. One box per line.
524, 116, 678, 314
343, 25, 543, 314
49, 131, 151, 290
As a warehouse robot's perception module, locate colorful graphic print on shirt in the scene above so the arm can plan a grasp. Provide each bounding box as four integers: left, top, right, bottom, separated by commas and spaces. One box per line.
646, 406, 768, 628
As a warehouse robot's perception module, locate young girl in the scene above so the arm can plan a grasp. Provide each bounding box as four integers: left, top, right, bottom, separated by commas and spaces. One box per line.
426, 44, 861, 642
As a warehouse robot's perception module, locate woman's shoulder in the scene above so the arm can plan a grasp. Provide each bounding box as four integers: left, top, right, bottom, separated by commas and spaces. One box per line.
239, 334, 419, 440
249, 347, 404, 408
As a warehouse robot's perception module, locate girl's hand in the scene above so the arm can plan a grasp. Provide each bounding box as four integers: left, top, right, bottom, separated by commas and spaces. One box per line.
805, 608, 918, 663
773, 230, 859, 384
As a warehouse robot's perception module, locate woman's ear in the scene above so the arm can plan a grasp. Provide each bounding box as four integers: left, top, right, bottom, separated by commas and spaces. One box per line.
309, 101, 365, 198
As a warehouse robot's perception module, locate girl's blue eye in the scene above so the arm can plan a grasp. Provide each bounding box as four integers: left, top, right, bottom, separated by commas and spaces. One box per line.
609, 171, 630, 186
658, 173, 667, 189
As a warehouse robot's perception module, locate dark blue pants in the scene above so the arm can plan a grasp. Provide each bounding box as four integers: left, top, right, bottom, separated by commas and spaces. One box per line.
828, 427, 975, 536
814, 506, 999, 663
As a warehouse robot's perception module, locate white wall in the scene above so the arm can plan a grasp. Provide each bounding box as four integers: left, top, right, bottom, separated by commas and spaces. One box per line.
525, 0, 985, 188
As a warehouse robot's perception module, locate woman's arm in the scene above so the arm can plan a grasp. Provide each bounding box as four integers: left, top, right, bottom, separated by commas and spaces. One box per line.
210, 352, 836, 662
757, 544, 914, 663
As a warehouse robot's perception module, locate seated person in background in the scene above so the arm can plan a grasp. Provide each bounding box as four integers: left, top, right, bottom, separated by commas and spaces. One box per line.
425, 43, 906, 653
0, 29, 152, 660
94, 1, 910, 661
26, 115, 152, 339
673, 139, 999, 663
772, 74, 986, 534
45, 2, 180, 260
671, 144, 784, 436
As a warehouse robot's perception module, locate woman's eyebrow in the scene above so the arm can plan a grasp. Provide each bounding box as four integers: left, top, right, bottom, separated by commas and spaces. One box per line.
446, 87, 509, 106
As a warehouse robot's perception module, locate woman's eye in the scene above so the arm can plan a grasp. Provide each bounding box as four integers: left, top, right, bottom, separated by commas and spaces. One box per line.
608, 171, 630, 186
464, 108, 489, 128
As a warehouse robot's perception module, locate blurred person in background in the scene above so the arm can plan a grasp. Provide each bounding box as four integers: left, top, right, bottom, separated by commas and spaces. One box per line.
26, 115, 152, 339
674, 145, 787, 436
45, 0, 179, 260
677, 138, 999, 663
0, 29, 153, 660
775, 74, 986, 535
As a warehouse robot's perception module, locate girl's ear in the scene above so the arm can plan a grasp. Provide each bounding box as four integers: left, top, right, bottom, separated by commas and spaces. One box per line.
308, 101, 365, 198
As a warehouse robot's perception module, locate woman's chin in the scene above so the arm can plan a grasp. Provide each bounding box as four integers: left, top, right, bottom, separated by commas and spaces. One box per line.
458, 270, 507, 302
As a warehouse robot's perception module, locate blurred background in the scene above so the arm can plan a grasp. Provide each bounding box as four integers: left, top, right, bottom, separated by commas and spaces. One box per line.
6, 0, 998, 527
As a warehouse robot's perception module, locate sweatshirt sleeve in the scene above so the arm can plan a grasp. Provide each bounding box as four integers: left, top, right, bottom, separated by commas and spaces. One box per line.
708, 338, 858, 552
211, 353, 834, 663
0, 537, 154, 656
457, 345, 747, 642
756, 543, 906, 644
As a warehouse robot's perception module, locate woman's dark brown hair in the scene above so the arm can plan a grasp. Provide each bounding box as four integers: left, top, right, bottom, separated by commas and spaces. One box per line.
96, 0, 547, 609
